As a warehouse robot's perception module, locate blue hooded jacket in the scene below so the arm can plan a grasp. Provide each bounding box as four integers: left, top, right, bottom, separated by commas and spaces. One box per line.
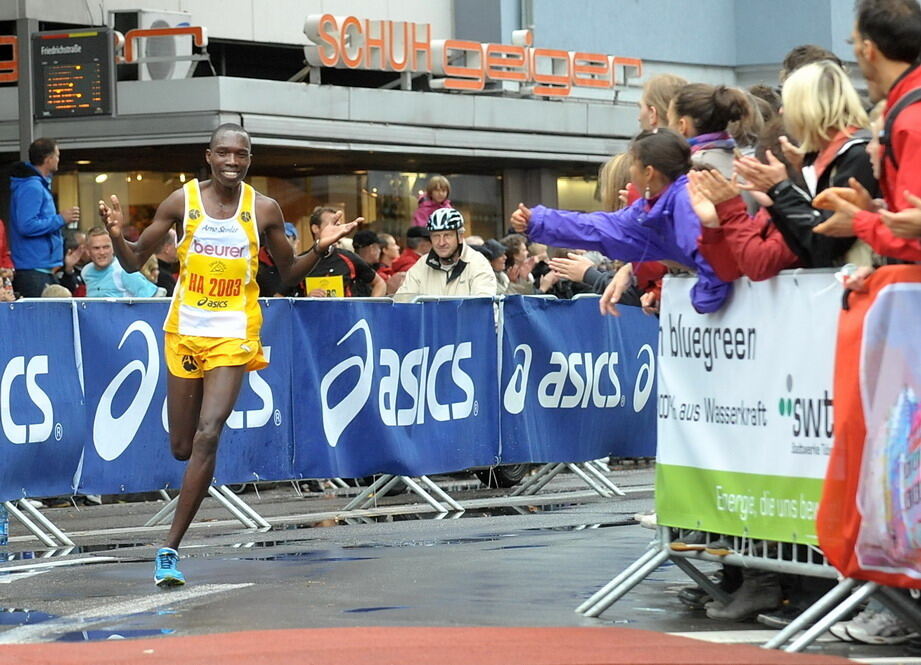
8, 162, 64, 270
526, 174, 731, 313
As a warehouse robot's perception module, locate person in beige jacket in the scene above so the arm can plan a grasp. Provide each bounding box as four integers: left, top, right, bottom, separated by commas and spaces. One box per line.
394, 207, 497, 302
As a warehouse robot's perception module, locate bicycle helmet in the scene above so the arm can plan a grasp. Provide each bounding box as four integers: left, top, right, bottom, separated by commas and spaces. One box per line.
427, 207, 464, 232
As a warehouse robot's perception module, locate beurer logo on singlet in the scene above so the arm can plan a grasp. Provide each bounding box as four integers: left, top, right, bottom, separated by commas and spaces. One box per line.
191, 240, 245, 258
320, 319, 476, 448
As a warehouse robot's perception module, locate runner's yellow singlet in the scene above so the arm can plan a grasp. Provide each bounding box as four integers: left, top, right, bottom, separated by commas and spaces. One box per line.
163, 179, 261, 340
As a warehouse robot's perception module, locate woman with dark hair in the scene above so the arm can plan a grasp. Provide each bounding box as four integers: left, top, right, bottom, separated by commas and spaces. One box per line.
669, 83, 753, 177
510, 129, 731, 314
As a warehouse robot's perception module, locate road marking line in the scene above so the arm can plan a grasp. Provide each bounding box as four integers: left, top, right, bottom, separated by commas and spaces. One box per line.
668, 630, 837, 644
0, 556, 118, 573
0, 571, 47, 584
0, 583, 252, 643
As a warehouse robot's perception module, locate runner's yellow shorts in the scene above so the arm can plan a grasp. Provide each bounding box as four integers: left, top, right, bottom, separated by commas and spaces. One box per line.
164, 332, 268, 379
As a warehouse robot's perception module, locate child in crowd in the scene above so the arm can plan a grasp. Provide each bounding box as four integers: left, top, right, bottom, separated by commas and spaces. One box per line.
412, 175, 452, 227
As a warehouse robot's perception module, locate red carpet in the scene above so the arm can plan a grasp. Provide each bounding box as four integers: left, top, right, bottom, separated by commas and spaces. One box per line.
0, 626, 852, 664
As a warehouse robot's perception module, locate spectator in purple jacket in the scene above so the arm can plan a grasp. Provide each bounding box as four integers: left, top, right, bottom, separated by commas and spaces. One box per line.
510, 129, 731, 314
412, 175, 452, 227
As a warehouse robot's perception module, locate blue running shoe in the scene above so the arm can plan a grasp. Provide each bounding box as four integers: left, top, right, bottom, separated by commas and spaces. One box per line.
154, 547, 185, 587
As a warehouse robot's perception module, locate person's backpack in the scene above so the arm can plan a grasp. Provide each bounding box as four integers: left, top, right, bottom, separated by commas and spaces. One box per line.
881, 87, 921, 171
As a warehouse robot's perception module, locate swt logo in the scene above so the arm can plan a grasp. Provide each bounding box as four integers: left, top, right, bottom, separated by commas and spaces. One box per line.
778, 375, 834, 439
319, 318, 477, 448
0, 355, 54, 444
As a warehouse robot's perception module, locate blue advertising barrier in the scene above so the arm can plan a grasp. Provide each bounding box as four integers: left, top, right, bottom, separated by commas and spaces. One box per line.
0, 297, 657, 501
290, 298, 499, 478
0, 302, 85, 500
500, 297, 658, 463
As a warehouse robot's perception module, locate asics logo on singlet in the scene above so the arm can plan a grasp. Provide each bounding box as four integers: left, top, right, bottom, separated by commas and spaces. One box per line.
191, 240, 245, 258
320, 319, 476, 448
1, 355, 54, 444
502, 343, 655, 414
93, 321, 160, 461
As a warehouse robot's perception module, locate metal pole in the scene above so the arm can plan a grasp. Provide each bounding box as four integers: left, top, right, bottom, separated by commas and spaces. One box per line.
360, 475, 401, 510
207, 486, 256, 528
784, 582, 878, 653
17, 499, 75, 546
582, 548, 672, 617
509, 463, 554, 496
416, 475, 465, 513
399, 476, 448, 514
3, 500, 55, 547
566, 463, 613, 497
523, 463, 567, 495
762, 577, 858, 649
217, 485, 271, 529
575, 546, 661, 614
670, 556, 733, 606
579, 462, 626, 496
342, 475, 391, 511
16, 15, 37, 161
144, 495, 179, 527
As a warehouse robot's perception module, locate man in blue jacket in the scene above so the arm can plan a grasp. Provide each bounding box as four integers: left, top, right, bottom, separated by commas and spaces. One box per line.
8, 138, 80, 297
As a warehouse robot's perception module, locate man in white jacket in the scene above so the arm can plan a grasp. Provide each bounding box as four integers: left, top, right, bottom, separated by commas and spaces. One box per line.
394, 207, 497, 302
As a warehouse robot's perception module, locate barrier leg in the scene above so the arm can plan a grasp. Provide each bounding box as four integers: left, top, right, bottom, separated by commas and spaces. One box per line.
566, 463, 613, 498
16, 499, 75, 546
669, 556, 733, 606
579, 462, 626, 496
358, 475, 402, 510
217, 485, 271, 529
762, 577, 858, 649
206, 486, 257, 529
158, 489, 171, 501
330, 478, 351, 489
784, 581, 878, 653
398, 476, 448, 514
342, 475, 392, 511
145, 495, 179, 527
523, 463, 567, 495
509, 463, 556, 497
3, 501, 56, 547
582, 548, 671, 618
575, 545, 660, 614
416, 476, 465, 513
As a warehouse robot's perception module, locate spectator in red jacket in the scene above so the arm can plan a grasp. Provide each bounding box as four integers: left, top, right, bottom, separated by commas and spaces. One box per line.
391, 226, 432, 273
813, 0, 921, 258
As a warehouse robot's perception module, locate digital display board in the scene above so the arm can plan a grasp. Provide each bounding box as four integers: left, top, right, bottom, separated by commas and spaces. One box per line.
32, 28, 113, 118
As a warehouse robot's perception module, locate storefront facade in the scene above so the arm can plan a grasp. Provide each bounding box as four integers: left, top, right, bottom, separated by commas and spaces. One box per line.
0, 0, 854, 241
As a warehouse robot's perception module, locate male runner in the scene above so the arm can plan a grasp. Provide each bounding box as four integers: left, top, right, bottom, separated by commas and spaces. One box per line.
99, 123, 359, 586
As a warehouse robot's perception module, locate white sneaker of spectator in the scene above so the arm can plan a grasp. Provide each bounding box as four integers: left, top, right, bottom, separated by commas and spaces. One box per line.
633, 511, 657, 530
21, 498, 44, 509
830, 605, 919, 644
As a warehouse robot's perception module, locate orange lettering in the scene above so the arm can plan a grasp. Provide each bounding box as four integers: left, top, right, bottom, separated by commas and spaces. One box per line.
364, 19, 388, 69
484, 43, 526, 82
572, 52, 611, 88
612, 56, 643, 86
310, 14, 340, 67
531, 48, 571, 97
123, 26, 207, 63
439, 40, 484, 91
0, 36, 17, 84
387, 21, 410, 71
340, 16, 364, 68
411, 22, 431, 72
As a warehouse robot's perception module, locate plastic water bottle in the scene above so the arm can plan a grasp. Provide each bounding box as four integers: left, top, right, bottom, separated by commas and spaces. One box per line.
0, 504, 8, 558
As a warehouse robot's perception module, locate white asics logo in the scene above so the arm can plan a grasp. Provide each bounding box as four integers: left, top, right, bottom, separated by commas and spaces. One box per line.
503, 342, 655, 414
0, 356, 53, 444
319, 319, 477, 448
93, 321, 160, 461
321, 320, 374, 448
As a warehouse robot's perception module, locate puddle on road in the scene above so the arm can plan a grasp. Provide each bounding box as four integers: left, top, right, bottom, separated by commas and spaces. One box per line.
344, 606, 410, 613
0, 609, 57, 625
233, 552, 377, 563
55, 628, 175, 641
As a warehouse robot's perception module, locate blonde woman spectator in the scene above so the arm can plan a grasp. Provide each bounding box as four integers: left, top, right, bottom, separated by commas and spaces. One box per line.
638, 73, 687, 131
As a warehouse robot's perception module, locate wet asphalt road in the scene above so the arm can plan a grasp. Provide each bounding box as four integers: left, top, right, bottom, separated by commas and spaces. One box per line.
0, 467, 911, 661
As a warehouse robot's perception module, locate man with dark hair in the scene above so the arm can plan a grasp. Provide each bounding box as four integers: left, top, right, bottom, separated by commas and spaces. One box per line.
304, 208, 385, 297
814, 0, 921, 257
391, 225, 432, 273
98, 122, 359, 586
779, 44, 845, 84
8, 138, 80, 296
352, 229, 383, 269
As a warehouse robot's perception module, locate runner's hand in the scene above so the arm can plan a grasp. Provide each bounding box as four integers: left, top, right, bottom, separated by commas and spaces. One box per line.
318, 211, 362, 252
99, 195, 124, 239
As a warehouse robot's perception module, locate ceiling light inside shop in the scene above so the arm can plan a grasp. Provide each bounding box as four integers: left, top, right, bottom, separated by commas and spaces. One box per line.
94, 173, 108, 183
136, 173, 143, 181
76, 160, 91, 165
179, 173, 186, 183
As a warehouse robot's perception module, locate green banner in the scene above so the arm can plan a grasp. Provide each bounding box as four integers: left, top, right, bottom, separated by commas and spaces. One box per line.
656, 463, 824, 544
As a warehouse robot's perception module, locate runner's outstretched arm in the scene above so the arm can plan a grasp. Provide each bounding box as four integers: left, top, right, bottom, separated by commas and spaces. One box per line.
99, 191, 183, 273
